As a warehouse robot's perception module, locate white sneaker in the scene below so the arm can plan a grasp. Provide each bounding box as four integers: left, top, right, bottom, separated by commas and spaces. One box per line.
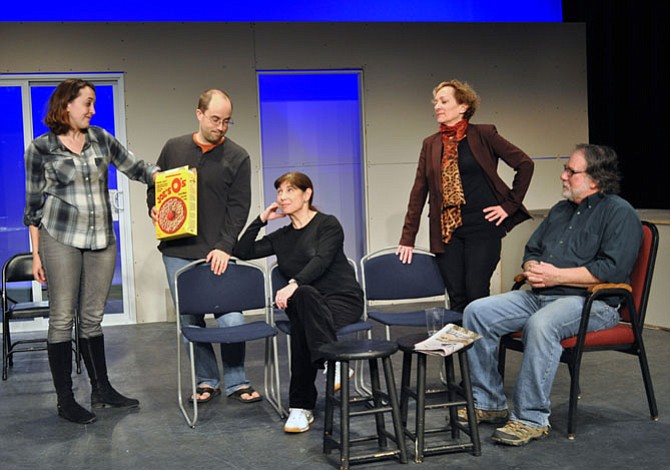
324, 362, 355, 392
283, 408, 314, 433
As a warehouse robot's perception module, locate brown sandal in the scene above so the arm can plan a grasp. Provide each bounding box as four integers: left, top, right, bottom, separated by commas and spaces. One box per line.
188, 386, 221, 404
228, 386, 263, 403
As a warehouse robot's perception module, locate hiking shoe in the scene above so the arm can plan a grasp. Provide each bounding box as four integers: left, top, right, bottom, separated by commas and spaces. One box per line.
283, 408, 314, 433
457, 407, 509, 424
324, 362, 354, 392
492, 420, 549, 446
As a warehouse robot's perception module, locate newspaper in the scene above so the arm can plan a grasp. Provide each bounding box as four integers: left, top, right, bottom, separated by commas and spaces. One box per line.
414, 323, 481, 357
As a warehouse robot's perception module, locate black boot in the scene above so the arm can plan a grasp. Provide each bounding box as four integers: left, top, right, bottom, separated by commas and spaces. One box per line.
81, 335, 139, 409
47, 342, 96, 424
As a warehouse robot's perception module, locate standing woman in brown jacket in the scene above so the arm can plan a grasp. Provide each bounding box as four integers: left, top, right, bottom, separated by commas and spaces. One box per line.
398, 80, 534, 312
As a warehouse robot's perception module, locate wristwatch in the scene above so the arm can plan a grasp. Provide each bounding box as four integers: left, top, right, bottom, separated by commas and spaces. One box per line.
288, 278, 298, 285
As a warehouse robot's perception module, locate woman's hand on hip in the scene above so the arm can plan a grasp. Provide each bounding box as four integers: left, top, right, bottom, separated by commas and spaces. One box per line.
483, 205, 509, 226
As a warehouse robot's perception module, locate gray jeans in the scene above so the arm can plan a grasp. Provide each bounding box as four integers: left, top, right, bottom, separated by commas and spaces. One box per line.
39, 228, 117, 343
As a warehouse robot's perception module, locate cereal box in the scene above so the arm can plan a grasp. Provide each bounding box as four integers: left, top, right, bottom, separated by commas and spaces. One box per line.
155, 166, 197, 240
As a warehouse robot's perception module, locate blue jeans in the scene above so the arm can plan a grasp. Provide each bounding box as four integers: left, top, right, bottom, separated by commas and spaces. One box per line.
463, 290, 620, 427
163, 255, 250, 396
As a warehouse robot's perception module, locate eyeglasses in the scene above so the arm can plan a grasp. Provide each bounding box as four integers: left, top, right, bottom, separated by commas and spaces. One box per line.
563, 164, 587, 178
203, 113, 233, 128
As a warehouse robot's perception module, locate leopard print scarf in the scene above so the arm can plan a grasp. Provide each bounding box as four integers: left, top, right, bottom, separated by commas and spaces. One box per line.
439, 120, 468, 243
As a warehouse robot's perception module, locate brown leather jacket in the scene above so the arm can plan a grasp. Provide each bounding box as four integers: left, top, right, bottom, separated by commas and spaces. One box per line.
399, 124, 534, 253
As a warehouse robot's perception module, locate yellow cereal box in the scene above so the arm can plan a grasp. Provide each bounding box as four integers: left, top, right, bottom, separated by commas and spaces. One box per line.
155, 166, 197, 240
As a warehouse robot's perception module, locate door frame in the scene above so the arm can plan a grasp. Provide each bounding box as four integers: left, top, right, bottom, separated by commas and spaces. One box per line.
0, 72, 137, 327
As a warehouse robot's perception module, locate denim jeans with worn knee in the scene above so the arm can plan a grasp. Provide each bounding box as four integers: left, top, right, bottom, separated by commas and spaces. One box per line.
463, 290, 619, 428
163, 255, 250, 396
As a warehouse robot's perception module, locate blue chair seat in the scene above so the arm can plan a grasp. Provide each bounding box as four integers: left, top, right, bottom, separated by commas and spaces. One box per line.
7, 300, 50, 319
274, 312, 372, 337
336, 320, 374, 336
182, 321, 278, 344
367, 309, 462, 327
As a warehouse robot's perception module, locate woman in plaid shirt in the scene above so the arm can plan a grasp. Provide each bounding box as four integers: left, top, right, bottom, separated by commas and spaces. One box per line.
23, 79, 160, 424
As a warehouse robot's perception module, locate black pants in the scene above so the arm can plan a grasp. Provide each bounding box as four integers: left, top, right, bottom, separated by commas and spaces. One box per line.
434, 235, 502, 313
285, 285, 363, 409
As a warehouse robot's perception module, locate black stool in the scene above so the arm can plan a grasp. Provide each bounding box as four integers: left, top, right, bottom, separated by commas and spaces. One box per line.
320, 339, 408, 469
397, 333, 481, 463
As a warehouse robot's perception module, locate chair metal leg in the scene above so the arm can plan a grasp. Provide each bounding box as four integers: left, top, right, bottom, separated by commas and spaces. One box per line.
352, 329, 373, 396
176, 340, 199, 428
636, 342, 659, 420
263, 336, 287, 418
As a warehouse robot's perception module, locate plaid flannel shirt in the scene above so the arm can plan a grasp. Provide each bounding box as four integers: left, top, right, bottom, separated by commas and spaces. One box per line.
24, 126, 158, 250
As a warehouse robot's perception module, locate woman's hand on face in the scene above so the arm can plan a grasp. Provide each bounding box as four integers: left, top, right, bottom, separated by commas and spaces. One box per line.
275, 282, 298, 310
260, 202, 286, 223
396, 245, 414, 264
483, 205, 509, 226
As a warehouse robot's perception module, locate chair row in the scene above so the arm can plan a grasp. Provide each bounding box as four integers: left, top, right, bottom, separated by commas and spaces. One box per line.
175, 219, 660, 440
173, 247, 458, 427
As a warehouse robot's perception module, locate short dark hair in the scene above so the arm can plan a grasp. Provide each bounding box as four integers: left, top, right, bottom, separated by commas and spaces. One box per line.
575, 143, 621, 195
197, 89, 232, 112
274, 171, 317, 211
44, 79, 96, 135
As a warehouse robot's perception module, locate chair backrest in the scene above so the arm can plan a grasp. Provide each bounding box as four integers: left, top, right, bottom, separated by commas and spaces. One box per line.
360, 247, 445, 302
621, 221, 659, 327
2, 253, 37, 310
175, 259, 268, 316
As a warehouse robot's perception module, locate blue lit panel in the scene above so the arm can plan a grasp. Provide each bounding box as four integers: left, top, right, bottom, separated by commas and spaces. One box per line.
258, 72, 365, 261
0, 86, 30, 260
1, 0, 562, 21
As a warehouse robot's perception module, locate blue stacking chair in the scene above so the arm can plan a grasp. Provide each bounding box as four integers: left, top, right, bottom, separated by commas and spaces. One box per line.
175, 259, 285, 427
269, 259, 373, 394
360, 247, 462, 340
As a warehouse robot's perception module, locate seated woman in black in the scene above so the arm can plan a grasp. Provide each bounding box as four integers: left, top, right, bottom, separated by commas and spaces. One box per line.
234, 171, 363, 433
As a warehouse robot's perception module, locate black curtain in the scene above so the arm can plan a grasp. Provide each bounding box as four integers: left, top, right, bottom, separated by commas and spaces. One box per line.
563, 0, 668, 209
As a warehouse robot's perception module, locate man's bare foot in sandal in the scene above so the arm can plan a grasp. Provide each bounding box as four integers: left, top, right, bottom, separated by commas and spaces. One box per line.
228, 386, 263, 403
188, 385, 221, 404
